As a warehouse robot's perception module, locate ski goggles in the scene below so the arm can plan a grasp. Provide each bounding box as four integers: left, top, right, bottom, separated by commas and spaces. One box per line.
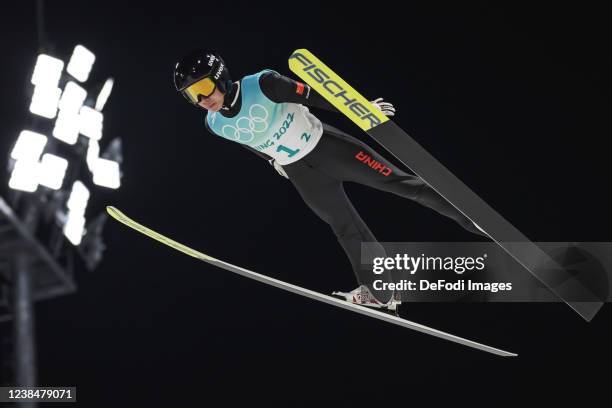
183, 76, 216, 103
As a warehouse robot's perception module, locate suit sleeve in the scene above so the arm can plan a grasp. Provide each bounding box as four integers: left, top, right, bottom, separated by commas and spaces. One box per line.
259, 71, 337, 112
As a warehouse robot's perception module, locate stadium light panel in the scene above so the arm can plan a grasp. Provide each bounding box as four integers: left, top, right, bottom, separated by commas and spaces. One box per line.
79, 106, 103, 140
38, 153, 69, 190
31, 54, 64, 87
29, 85, 62, 119
8, 160, 39, 192
66, 45, 96, 82
95, 78, 114, 111
92, 158, 121, 189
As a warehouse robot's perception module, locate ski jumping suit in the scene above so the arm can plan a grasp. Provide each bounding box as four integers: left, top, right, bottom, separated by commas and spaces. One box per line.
205, 70, 483, 303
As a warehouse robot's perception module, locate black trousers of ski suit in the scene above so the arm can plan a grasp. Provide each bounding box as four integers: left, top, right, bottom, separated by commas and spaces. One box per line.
282, 124, 483, 303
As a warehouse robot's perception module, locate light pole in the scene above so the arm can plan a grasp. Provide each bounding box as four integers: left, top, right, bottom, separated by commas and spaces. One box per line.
1, 39, 122, 406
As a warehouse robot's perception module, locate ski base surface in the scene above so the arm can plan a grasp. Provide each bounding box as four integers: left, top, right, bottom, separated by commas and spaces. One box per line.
106, 206, 516, 357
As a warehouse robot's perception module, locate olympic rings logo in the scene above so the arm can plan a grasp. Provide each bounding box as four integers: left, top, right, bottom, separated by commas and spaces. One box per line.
222, 104, 269, 143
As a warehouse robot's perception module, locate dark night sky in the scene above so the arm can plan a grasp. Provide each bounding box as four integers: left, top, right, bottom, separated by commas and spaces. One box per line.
1, 1, 611, 405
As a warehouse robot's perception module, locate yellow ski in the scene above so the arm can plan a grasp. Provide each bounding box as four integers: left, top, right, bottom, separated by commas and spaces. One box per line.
288, 49, 602, 321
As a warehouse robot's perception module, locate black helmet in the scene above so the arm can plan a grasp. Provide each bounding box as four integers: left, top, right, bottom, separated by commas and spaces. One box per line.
173, 49, 232, 105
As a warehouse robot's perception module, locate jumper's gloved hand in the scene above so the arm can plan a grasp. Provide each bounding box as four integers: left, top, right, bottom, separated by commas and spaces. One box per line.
370, 97, 396, 117
268, 159, 289, 179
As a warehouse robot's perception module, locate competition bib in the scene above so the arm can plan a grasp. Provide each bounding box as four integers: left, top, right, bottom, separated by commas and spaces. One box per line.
206, 70, 323, 165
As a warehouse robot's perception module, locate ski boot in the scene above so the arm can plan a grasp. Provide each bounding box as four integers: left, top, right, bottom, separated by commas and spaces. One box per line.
332, 285, 401, 315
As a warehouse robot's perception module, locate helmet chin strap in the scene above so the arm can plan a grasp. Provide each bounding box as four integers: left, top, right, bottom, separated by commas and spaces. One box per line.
222, 81, 241, 111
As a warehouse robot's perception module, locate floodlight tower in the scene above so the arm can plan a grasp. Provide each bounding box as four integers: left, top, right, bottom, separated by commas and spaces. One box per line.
0, 42, 123, 400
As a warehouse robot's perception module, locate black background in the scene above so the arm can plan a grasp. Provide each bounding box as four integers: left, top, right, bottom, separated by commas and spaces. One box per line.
1, 1, 611, 406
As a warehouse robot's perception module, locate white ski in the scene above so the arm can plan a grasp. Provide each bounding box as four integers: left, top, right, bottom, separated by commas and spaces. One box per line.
106, 206, 516, 357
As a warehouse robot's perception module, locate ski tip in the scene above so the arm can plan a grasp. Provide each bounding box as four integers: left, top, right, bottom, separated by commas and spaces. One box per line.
291, 48, 309, 55
106, 206, 123, 220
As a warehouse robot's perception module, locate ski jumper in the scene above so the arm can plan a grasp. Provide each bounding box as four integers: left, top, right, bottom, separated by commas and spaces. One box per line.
205, 70, 483, 303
